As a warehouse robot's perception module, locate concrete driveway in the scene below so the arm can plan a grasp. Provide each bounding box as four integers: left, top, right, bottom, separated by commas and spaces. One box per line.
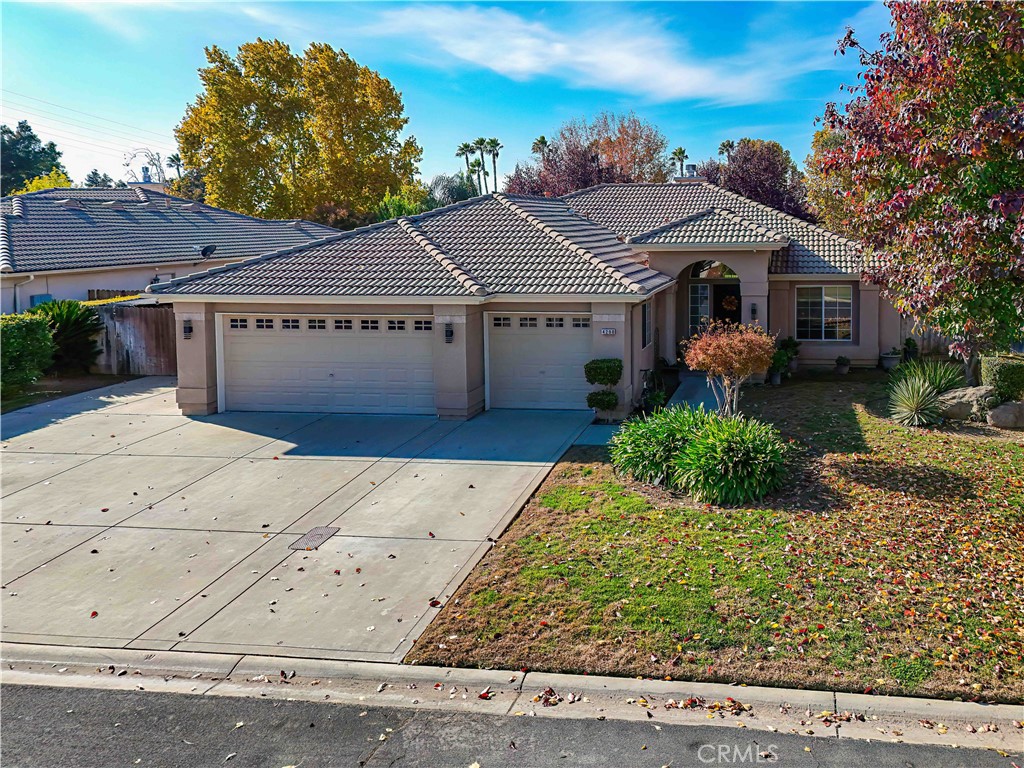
1, 378, 590, 662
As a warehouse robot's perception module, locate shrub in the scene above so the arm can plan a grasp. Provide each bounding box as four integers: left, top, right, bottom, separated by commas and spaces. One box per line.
683, 322, 775, 416
26, 299, 104, 373
981, 354, 1024, 401
586, 390, 619, 412
779, 336, 801, 357
769, 348, 791, 373
672, 414, 789, 505
888, 359, 964, 395
584, 358, 623, 386
888, 375, 942, 427
610, 405, 711, 488
0, 314, 56, 397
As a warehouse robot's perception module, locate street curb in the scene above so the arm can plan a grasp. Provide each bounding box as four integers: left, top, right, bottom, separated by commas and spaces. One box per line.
3, 642, 1021, 752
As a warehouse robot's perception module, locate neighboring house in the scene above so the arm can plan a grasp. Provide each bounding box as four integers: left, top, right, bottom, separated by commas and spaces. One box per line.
0, 187, 339, 314
149, 180, 903, 418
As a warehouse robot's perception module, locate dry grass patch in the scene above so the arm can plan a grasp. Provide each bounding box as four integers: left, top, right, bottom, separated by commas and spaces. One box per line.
409, 374, 1024, 702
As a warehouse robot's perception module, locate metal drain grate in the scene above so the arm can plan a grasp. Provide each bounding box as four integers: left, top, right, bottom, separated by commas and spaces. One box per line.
289, 526, 339, 551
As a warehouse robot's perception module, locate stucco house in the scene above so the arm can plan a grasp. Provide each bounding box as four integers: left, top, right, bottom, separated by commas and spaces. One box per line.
148, 179, 904, 418
0, 187, 338, 314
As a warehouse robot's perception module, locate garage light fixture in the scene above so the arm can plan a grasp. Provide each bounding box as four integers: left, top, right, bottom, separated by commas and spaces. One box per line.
445, 322, 454, 343
182, 319, 193, 340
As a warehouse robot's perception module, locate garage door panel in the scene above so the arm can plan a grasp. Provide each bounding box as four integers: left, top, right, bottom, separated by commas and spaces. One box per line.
222, 315, 435, 415
488, 313, 594, 410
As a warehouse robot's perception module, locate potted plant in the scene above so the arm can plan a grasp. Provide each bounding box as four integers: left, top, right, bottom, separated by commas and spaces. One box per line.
835, 355, 851, 375
903, 337, 919, 361
880, 347, 902, 371
769, 349, 790, 386
779, 336, 801, 371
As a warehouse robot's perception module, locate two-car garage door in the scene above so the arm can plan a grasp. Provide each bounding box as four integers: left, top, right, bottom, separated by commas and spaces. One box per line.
221, 314, 435, 414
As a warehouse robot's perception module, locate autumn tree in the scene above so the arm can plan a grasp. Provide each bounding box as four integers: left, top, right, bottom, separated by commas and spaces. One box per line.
683, 322, 776, 416
823, 1, 1024, 379
694, 158, 723, 185
804, 128, 855, 236
12, 168, 73, 195
176, 39, 421, 224
1, 121, 65, 195
719, 138, 810, 219
506, 111, 670, 196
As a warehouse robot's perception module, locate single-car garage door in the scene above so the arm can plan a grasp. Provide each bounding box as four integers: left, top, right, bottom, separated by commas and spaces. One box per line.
221, 314, 435, 414
487, 313, 593, 410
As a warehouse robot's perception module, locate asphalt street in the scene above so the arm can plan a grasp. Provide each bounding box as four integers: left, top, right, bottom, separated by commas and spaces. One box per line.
2, 684, 1015, 768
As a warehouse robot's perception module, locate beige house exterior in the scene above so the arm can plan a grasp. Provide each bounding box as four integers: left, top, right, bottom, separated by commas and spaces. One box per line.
152, 182, 903, 419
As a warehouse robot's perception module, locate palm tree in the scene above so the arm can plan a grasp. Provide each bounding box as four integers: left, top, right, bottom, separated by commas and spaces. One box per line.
456, 142, 475, 178
468, 157, 485, 193
485, 138, 502, 192
531, 135, 548, 159
166, 153, 183, 179
473, 137, 489, 193
670, 147, 688, 177
718, 140, 735, 161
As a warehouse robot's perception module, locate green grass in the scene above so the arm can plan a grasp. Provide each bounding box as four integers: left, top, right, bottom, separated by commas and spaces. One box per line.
412, 374, 1024, 702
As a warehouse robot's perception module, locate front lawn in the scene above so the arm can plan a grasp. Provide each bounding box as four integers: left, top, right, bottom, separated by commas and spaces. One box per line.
409, 373, 1024, 702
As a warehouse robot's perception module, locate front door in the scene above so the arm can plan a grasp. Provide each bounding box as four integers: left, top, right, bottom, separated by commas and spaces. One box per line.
713, 284, 742, 324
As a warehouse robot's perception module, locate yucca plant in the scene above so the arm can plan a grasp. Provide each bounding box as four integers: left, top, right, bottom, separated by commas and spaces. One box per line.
671, 414, 789, 505
888, 359, 963, 395
888, 375, 942, 427
610, 405, 711, 488
27, 299, 104, 373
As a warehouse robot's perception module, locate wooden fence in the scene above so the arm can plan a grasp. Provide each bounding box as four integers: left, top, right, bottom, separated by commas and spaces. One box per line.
92, 303, 177, 375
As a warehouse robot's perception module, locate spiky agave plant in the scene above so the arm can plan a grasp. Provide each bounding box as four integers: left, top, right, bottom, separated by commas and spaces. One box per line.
888, 359, 964, 394
27, 299, 104, 373
888, 375, 942, 427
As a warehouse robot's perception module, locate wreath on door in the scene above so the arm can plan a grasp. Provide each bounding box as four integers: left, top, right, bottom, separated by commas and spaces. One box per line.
722, 295, 739, 311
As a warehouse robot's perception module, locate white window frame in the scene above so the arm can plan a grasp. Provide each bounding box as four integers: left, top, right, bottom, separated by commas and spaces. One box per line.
689, 283, 710, 337
795, 285, 854, 342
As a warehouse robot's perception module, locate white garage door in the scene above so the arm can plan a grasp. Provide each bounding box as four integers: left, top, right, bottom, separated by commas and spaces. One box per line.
221, 314, 435, 414
487, 313, 594, 410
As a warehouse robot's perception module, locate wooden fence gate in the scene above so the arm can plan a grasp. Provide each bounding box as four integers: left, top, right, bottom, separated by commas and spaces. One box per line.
93, 303, 177, 376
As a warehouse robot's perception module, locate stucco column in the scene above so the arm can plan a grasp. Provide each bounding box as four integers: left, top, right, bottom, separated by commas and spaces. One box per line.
742, 281, 769, 329
174, 302, 218, 416
768, 281, 791, 338
661, 285, 677, 362
433, 304, 484, 419
591, 301, 632, 417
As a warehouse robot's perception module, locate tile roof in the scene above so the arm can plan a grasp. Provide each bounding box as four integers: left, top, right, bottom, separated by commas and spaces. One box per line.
564, 182, 862, 274
150, 194, 673, 298
0, 187, 339, 274
628, 207, 790, 246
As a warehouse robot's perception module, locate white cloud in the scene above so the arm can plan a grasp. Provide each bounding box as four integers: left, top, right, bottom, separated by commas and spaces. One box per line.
364, 3, 891, 107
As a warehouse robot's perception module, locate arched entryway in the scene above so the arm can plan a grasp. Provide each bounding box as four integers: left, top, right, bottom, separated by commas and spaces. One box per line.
684, 260, 742, 337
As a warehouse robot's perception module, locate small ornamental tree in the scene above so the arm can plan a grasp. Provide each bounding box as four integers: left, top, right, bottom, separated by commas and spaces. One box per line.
683, 322, 775, 417
584, 358, 623, 413
822, 1, 1024, 383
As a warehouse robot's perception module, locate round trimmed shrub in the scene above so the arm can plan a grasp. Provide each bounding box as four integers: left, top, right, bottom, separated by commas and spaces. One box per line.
981, 355, 1024, 401
671, 415, 788, 505
1, 313, 56, 397
584, 358, 623, 386
586, 389, 619, 412
610, 405, 712, 489
888, 375, 941, 427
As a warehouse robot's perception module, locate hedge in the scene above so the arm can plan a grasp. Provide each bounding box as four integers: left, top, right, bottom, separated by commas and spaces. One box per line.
1, 313, 56, 397
982, 355, 1024, 402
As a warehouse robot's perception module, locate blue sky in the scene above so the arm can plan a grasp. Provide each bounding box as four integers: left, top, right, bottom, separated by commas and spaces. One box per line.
1, 1, 892, 188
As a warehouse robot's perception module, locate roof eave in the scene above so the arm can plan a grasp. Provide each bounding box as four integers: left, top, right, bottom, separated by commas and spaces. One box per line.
631, 242, 786, 252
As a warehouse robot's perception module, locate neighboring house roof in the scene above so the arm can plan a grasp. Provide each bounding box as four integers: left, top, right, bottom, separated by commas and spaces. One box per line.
0, 187, 339, 274
150, 194, 673, 299
564, 182, 861, 274
627, 207, 790, 247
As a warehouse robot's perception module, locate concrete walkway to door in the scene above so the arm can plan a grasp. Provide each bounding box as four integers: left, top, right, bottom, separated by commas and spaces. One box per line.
1, 378, 591, 663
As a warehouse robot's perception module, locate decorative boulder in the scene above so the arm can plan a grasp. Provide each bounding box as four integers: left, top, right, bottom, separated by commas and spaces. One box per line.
939, 386, 995, 421
987, 401, 1024, 429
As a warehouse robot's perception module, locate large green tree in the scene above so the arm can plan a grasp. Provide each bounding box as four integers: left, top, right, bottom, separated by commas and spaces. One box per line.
823, 1, 1024, 378
1, 121, 66, 195
176, 39, 421, 224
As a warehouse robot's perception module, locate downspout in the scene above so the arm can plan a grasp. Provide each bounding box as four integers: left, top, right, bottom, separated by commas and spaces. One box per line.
10, 274, 34, 314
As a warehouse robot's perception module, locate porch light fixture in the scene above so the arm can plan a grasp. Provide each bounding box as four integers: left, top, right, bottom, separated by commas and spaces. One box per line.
444, 322, 454, 343
182, 319, 193, 340
750, 303, 758, 320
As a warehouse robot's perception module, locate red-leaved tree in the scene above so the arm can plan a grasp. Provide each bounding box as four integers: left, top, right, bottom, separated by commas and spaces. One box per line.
683, 322, 776, 417
822, 1, 1024, 381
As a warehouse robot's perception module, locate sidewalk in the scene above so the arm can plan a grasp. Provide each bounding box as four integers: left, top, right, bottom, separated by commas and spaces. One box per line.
3, 643, 1021, 754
